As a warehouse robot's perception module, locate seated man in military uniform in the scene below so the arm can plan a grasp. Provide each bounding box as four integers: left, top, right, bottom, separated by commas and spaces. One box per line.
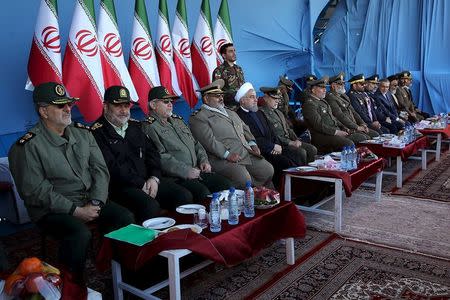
8, 82, 133, 297
91, 86, 191, 223
142, 86, 231, 201
258, 86, 317, 164
396, 71, 429, 122
325, 72, 378, 139
302, 77, 364, 153
190, 79, 274, 189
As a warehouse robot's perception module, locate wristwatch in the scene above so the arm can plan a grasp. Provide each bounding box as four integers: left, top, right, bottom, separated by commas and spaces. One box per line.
90, 200, 103, 207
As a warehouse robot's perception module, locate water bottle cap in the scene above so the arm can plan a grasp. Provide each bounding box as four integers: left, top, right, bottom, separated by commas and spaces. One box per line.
212, 192, 219, 199
245, 181, 252, 187
229, 187, 235, 193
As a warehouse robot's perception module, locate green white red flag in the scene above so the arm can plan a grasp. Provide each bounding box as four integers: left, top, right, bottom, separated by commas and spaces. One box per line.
63, 0, 104, 121
128, 0, 160, 114
98, 0, 138, 101
155, 0, 181, 95
191, 0, 216, 88
213, 0, 233, 65
26, 0, 62, 90
172, 0, 198, 108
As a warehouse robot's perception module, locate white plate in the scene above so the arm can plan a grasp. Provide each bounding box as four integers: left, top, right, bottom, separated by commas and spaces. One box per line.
176, 204, 206, 214
330, 152, 341, 157
295, 166, 317, 172
142, 217, 176, 229
164, 224, 202, 234
381, 134, 396, 138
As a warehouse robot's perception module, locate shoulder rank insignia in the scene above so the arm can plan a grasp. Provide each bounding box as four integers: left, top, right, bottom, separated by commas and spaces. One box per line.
191, 109, 200, 116
17, 132, 35, 145
74, 122, 90, 130
172, 114, 183, 120
144, 116, 155, 124
90, 122, 103, 131
128, 118, 140, 124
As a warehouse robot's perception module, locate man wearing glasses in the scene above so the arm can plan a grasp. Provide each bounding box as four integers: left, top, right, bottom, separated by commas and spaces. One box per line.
142, 86, 231, 202
190, 79, 274, 189
91, 86, 192, 223
8, 82, 133, 296
326, 72, 378, 140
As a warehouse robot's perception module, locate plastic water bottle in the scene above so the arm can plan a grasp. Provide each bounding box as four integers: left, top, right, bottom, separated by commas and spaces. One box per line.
227, 187, 239, 225
350, 146, 357, 170
209, 192, 221, 233
244, 181, 255, 218
341, 147, 348, 171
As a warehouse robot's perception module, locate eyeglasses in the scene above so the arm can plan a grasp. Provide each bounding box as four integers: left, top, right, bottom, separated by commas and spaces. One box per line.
54, 103, 74, 109
154, 99, 173, 104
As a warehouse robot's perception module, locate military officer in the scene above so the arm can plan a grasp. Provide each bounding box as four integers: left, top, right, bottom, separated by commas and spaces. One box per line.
325, 72, 378, 140
302, 77, 359, 153
189, 79, 274, 189
348, 74, 387, 134
142, 86, 231, 201
259, 86, 317, 164
8, 82, 133, 296
91, 86, 191, 223
212, 43, 245, 109
396, 70, 429, 121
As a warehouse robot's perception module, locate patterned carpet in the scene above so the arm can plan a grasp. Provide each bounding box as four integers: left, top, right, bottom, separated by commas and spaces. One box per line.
392, 153, 450, 201
251, 237, 450, 300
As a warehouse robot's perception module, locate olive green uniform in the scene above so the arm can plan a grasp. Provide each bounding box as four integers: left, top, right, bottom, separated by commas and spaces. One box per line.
212, 61, 245, 108
325, 91, 379, 139
259, 106, 317, 164
8, 120, 133, 275
142, 112, 231, 201
302, 94, 366, 152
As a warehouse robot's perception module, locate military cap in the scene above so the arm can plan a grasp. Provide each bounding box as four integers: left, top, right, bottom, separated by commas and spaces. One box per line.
398, 70, 412, 79
348, 74, 365, 84
33, 82, 78, 105
278, 75, 294, 88
387, 74, 399, 82
197, 79, 225, 95
329, 72, 345, 84
104, 86, 131, 104
307, 76, 329, 88
366, 74, 380, 84
260, 86, 282, 99
304, 74, 318, 83
148, 86, 180, 101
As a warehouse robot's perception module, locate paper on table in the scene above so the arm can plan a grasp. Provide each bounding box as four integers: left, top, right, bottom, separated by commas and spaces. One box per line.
104, 224, 157, 246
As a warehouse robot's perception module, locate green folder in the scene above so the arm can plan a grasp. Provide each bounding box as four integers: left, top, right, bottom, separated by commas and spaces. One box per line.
104, 224, 157, 246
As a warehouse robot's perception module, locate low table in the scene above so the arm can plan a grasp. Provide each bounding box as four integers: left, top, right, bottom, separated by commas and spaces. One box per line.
283, 158, 384, 232
97, 201, 306, 300
360, 136, 428, 188
419, 124, 450, 161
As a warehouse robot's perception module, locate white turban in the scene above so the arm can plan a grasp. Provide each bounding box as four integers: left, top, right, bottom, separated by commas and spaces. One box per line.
234, 82, 254, 102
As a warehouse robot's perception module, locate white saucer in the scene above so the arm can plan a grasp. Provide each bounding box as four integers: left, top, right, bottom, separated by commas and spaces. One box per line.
176, 204, 206, 214
164, 224, 202, 234
296, 166, 317, 172
142, 217, 176, 229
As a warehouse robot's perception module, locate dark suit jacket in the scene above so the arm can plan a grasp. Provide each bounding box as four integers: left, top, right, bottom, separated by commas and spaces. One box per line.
236, 107, 277, 155
348, 90, 378, 124
373, 90, 399, 120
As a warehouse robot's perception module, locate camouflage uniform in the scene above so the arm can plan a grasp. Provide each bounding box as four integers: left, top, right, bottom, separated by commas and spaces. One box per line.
212, 61, 245, 108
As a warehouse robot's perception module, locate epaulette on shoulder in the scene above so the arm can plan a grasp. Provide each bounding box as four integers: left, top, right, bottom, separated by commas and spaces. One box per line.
172, 114, 183, 120
191, 109, 201, 116
90, 122, 103, 131
129, 118, 140, 124
17, 132, 35, 145
144, 116, 155, 124
74, 122, 90, 130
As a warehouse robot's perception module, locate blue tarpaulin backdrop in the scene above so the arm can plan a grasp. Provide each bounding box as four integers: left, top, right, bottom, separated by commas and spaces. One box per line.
0, 0, 448, 156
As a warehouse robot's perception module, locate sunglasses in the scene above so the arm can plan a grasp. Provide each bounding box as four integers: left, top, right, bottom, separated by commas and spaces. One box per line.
158, 99, 173, 104
53, 103, 74, 109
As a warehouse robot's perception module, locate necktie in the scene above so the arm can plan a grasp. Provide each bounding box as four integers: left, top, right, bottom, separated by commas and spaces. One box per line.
366, 98, 373, 121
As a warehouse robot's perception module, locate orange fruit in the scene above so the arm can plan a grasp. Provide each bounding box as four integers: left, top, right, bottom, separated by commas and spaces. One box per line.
4, 273, 25, 295
16, 257, 43, 276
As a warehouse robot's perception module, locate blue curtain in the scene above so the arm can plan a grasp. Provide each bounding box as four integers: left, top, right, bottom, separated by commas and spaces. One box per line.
314, 0, 450, 115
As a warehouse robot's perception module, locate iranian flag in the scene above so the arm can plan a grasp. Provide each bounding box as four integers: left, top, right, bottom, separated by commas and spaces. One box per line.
129, 0, 160, 114
191, 0, 216, 88
63, 0, 104, 122
155, 0, 181, 95
26, 0, 62, 90
213, 0, 233, 65
172, 0, 198, 108
98, 0, 138, 101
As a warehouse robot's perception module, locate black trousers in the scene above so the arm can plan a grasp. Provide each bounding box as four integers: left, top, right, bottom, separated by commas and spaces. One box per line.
169, 172, 231, 202
37, 201, 133, 276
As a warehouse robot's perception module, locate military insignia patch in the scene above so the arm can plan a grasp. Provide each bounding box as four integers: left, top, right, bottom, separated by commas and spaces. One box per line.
18, 132, 35, 145
191, 109, 200, 116
55, 84, 65, 96
119, 88, 127, 98
129, 118, 139, 124
145, 117, 155, 124
164, 88, 169, 94
90, 122, 103, 131
172, 114, 183, 120
74, 122, 90, 130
